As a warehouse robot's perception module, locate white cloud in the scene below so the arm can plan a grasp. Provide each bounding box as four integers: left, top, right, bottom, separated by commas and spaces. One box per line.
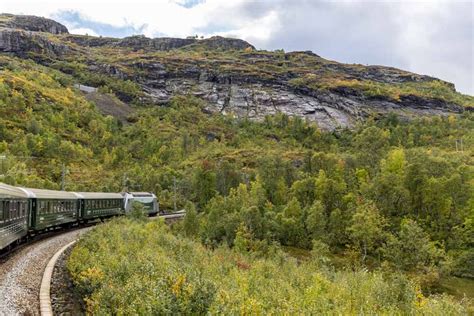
1, 0, 472, 94
69, 27, 98, 36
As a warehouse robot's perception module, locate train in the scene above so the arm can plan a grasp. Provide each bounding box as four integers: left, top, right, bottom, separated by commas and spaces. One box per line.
0, 182, 159, 251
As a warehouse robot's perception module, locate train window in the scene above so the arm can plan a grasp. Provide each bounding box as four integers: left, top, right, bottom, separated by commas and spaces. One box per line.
4, 201, 9, 220
11, 200, 17, 219
6, 201, 10, 220
0, 201, 3, 221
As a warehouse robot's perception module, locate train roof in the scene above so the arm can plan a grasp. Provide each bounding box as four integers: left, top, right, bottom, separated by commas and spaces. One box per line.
20, 187, 79, 199
127, 192, 156, 197
0, 183, 30, 198
73, 192, 123, 199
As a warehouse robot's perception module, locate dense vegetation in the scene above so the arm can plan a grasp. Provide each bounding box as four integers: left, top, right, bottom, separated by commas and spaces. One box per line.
68, 219, 469, 314
0, 50, 473, 313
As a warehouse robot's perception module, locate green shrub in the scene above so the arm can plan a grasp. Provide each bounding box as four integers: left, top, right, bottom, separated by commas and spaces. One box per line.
68, 219, 469, 314
127, 201, 148, 222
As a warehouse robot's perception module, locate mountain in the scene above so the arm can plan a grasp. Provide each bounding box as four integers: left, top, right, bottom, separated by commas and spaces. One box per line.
1, 14, 472, 130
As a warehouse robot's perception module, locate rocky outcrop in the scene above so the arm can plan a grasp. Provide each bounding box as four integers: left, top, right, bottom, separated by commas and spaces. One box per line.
0, 28, 69, 56
114, 35, 196, 51
64, 34, 254, 52
62, 34, 119, 47
0, 14, 68, 34
140, 76, 462, 130
0, 13, 470, 130
91, 55, 467, 130
191, 36, 255, 51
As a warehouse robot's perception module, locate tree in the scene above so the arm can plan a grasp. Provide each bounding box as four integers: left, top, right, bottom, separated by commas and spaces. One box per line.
315, 170, 346, 215
279, 197, 306, 247
354, 126, 390, 170
234, 223, 254, 253
183, 202, 199, 237
290, 177, 316, 207
384, 218, 445, 271
305, 200, 327, 242
373, 148, 409, 218
193, 162, 217, 208
347, 200, 386, 262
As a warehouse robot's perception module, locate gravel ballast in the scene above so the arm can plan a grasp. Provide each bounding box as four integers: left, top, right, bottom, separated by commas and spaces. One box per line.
51, 247, 84, 315
0, 228, 91, 315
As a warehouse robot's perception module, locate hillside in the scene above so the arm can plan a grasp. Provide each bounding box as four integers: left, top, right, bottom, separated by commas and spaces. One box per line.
1, 14, 472, 130
0, 13, 473, 313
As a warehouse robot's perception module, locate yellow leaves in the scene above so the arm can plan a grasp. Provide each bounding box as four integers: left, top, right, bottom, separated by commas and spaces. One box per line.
240, 298, 263, 315
414, 285, 428, 308
171, 274, 187, 297
448, 115, 457, 125
79, 266, 105, 284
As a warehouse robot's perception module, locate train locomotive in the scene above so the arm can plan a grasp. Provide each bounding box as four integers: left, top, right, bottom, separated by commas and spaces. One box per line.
0, 183, 159, 252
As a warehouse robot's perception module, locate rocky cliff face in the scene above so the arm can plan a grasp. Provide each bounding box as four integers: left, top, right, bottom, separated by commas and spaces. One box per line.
0, 28, 69, 55
0, 14, 471, 130
140, 73, 462, 130
0, 13, 68, 34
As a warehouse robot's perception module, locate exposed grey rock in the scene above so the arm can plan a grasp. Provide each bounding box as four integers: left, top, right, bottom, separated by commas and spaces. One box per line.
0, 28, 69, 56
192, 36, 255, 51
63, 34, 120, 47
1, 13, 463, 130
114, 36, 196, 51
0, 13, 68, 34
139, 76, 463, 130
69, 34, 254, 52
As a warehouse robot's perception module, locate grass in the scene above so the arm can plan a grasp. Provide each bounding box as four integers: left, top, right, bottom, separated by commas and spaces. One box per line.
439, 277, 474, 313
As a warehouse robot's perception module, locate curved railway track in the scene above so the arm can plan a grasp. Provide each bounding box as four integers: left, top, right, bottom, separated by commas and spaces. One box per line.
0, 227, 92, 315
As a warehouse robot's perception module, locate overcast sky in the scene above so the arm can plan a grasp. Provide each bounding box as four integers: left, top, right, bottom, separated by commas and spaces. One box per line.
2, 0, 473, 95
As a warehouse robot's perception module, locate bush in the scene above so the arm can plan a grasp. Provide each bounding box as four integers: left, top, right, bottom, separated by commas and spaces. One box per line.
127, 201, 148, 221
68, 219, 469, 314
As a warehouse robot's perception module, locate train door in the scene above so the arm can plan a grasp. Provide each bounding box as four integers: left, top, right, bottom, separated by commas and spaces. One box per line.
29, 198, 37, 230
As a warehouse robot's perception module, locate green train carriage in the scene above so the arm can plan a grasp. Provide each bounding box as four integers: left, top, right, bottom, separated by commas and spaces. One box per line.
21, 187, 79, 231
74, 192, 124, 221
0, 183, 29, 250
